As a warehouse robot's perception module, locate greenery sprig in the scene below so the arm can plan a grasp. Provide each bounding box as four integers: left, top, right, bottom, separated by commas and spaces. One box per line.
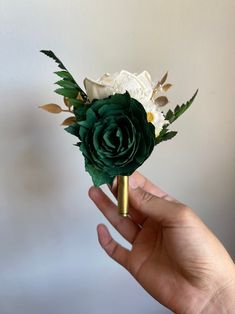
165, 90, 198, 124
40, 50, 88, 105
155, 90, 198, 145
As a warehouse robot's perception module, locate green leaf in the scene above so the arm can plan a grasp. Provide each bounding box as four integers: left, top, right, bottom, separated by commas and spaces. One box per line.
85, 162, 114, 186
163, 131, 177, 141
40, 50, 66, 70
64, 123, 80, 137
155, 129, 177, 145
55, 80, 78, 89
54, 70, 73, 79
55, 88, 79, 98
41, 50, 88, 103
165, 90, 198, 124
69, 99, 84, 109
73, 105, 88, 121
165, 109, 174, 121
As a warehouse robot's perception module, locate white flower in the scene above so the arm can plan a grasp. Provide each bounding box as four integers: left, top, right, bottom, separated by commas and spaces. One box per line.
143, 101, 169, 137
84, 70, 169, 137
84, 70, 153, 104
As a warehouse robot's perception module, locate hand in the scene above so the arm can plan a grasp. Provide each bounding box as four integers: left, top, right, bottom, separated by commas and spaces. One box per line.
89, 172, 235, 313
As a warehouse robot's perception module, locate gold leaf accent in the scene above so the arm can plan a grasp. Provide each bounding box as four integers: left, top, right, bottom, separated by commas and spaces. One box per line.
151, 89, 158, 100
61, 116, 76, 126
153, 82, 160, 93
76, 92, 83, 101
153, 72, 168, 94
64, 97, 72, 108
160, 72, 168, 85
163, 83, 173, 92
154, 96, 169, 107
39, 104, 62, 113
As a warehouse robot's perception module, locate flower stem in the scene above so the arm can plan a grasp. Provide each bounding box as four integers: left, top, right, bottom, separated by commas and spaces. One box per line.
118, 176, 129, 217
61, 109, 72, 113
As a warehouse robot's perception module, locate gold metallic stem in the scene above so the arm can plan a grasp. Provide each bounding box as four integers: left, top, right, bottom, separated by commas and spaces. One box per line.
118, 176, 129, 217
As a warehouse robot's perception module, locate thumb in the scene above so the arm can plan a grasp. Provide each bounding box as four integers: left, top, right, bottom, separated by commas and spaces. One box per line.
128, 183, 188, 225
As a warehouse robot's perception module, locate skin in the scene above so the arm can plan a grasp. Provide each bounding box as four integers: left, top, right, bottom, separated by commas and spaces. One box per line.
88, 172, 235, 314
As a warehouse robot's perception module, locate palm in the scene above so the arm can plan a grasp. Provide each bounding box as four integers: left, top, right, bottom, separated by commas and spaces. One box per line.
125, 211, 227, 313
128, 217, 196, 308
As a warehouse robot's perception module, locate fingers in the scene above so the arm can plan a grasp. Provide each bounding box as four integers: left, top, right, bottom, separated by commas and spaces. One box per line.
111, 172, 170, 198
109, 171, 177, 225
128, 185, 187, 226
89, 186, 140, 244
91, 171, 180, 234
129, 171, 176, 201
97, 224, 130, 269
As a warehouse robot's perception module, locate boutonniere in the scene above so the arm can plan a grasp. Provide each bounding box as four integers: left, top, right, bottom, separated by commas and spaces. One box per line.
40, 50, 198, 216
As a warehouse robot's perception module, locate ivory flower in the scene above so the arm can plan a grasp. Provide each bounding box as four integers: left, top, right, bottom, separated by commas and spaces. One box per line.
84, 70, 153, 104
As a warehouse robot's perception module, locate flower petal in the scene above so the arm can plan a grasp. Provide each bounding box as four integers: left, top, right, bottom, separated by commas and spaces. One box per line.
84, 78, 114, 101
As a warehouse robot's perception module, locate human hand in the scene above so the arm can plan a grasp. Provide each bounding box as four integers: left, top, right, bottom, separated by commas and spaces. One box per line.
89, 172, 235, 313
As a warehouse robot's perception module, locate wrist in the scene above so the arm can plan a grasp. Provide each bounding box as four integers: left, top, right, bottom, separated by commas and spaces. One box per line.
200, 277, 235, 314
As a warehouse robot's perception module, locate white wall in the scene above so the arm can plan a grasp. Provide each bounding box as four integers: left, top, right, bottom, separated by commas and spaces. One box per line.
0, 0, 234, 313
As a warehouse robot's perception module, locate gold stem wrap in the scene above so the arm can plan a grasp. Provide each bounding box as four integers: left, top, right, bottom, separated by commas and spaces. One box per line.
118, 176, 129, 217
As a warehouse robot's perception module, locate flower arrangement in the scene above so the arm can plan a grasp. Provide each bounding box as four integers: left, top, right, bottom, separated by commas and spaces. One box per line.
40, 50, 197, 216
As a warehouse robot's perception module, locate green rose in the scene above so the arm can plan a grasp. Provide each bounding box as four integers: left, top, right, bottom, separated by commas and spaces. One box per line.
67, 92, 155, 186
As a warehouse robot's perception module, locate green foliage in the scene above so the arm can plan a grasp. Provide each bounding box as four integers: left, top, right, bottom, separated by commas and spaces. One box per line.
55, 80, 78, 89
155, 90, 198, 146
165, 90, 198, 124
65, 123, 81, 137
54, 71, 73, 79
54, 88, 79, 98
155, 128, 177, 145
69, 99, 85, 109
40, 50, 66, 70
85, 162, 114, 186
40, 50, 88, 103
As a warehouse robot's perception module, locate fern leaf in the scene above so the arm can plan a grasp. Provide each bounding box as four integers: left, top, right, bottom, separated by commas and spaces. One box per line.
41, 50, 88, 103
165, 89, 198, 124
40, 50, 67, 70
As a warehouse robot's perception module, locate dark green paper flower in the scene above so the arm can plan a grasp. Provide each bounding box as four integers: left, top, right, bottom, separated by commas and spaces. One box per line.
67, 92, 155, 186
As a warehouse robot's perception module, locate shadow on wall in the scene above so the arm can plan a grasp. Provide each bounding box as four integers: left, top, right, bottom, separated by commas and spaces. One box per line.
0, 90, 80, 268
1, 96, 64, 203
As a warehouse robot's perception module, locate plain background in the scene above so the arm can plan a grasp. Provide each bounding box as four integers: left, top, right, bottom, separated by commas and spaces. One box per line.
0, 0, 234, 313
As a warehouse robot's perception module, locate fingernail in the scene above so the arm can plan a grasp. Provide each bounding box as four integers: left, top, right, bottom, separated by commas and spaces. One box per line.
88, 186, 101, 198
129, 175, 138, 190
